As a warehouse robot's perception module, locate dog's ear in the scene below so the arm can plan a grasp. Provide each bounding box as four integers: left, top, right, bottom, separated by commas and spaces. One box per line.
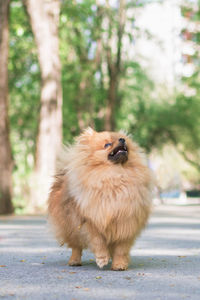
84, 127, 96, 136
76, 127, 96, 145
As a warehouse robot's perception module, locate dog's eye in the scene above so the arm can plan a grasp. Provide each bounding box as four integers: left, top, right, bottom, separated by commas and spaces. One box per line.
104, 143, 112, 148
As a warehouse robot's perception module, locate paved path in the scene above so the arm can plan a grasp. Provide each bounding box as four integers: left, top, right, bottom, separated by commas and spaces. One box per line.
0, 205, 200, 300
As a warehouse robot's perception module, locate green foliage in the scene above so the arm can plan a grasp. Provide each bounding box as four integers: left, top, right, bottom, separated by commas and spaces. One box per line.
8, 0, 200, 211
60, 0, 101, 140
177, 0, 200, 170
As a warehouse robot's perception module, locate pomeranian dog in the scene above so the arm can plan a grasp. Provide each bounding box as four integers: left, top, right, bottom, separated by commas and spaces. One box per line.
48, 128, 152, 271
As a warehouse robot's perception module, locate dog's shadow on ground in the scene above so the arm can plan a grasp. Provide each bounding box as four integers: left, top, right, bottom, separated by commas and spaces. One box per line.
47, 254, 178, 272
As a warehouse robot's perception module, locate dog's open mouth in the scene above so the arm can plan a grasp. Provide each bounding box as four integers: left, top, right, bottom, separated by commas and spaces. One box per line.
108, 144, 128, 164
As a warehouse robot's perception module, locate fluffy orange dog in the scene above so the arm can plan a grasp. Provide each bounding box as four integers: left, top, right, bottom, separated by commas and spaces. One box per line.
48, 128, 152, 270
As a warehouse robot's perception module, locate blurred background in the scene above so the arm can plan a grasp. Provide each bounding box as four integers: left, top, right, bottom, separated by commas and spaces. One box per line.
0, 0, 200, 214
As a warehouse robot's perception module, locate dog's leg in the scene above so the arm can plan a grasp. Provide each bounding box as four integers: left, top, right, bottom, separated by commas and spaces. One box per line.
87, 225, 110, 268
111, 241, 131, 271
68, 247, 82, 266
93, 237, 110, 269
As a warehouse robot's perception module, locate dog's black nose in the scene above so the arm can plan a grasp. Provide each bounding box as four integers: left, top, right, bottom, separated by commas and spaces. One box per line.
119, 138, 125, 144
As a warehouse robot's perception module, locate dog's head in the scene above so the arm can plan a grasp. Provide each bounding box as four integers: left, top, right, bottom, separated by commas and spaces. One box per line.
75, 128, 141, 167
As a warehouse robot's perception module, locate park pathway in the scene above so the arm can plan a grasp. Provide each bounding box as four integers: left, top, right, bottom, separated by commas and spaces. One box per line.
0, 205, 200, 300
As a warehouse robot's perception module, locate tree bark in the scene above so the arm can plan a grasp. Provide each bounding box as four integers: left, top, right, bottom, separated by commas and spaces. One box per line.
0, 0, 13, 214
105, 69, 117, 131
23, 0, 62, 210
104, 0, 126, 131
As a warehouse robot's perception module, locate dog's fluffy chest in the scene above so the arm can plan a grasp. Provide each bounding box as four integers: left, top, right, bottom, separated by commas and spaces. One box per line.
69, 171, 150, 231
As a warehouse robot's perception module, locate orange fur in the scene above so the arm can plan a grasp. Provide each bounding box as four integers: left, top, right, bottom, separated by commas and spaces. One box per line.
48, 128, 152, 270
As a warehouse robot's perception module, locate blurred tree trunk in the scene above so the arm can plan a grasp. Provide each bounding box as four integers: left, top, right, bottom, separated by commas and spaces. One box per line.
23, 0, 62, 210
71, 1, 103, 132
105, 0, 126, 131
0, 0, 13, 214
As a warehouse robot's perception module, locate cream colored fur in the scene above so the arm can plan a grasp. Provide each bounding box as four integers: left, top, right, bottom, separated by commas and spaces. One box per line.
48, 128, 152, 270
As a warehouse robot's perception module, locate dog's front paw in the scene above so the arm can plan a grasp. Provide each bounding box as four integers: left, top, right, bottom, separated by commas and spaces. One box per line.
68, 258, 82, 266
96, 255, 109, 269
111, 255, 128, 271
111, 262, 128, 271
68, 260, 82, 266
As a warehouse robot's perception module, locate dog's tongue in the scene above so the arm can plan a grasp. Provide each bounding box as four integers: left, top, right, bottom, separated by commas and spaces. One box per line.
117, 149, 124, 154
